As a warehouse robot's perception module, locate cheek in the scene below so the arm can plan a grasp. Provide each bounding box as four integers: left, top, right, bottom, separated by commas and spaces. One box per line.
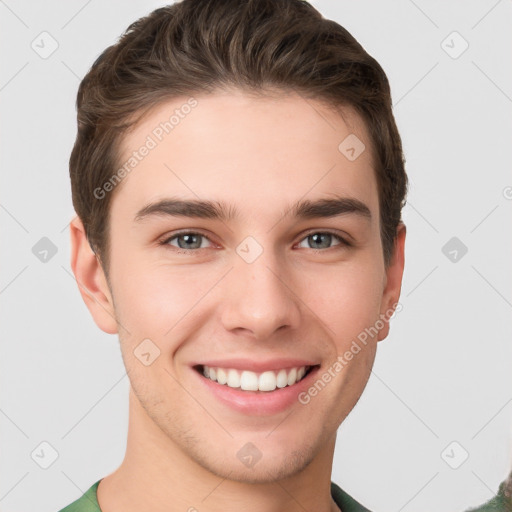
109, 238, 385, 354
111, 267, 204, 389
109, 250, 216, 344
305, 259, 384, 344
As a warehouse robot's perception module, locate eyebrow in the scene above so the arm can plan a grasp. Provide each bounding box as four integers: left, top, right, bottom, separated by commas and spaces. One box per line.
134, 195, 372, 223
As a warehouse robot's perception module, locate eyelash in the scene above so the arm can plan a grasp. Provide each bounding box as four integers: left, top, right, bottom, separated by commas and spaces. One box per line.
158, 230, 352, 254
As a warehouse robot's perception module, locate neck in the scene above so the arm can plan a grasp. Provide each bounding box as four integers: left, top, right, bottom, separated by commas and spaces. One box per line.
97, 387, 340, 512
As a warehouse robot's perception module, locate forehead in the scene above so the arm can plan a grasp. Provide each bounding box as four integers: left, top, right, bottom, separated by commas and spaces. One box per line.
111, 88, 379, 224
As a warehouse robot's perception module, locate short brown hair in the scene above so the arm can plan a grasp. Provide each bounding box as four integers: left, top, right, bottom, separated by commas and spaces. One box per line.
69, 0, 407, 277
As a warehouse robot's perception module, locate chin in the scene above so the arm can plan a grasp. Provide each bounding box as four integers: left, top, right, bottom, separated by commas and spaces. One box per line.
189, 437, 318, 484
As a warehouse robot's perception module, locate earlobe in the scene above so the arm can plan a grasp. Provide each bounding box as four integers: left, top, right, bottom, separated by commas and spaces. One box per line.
69, 215, 118, 335
377, 222, 406, 341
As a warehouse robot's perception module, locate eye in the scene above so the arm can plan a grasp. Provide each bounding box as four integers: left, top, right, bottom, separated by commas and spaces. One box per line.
160, 231, 214, 252
159, 230, 351, 254
296, 231, 350, 250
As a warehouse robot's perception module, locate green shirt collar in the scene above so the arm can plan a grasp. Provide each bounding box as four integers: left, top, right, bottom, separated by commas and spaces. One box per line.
58, 479, 373, 512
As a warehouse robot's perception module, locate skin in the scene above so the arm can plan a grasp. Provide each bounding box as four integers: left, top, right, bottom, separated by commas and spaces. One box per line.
70, 87, 406, 512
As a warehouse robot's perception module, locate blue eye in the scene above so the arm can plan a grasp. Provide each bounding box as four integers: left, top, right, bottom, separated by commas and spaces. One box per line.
297, 232, 349, 250
162, 232, 213, 251
159, 230, 350, 253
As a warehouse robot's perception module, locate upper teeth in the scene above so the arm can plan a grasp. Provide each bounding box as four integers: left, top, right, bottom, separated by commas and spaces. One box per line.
202, 365, 309, 392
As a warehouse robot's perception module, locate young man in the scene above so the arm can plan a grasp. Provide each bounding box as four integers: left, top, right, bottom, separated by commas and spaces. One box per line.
60, 0, 408, 510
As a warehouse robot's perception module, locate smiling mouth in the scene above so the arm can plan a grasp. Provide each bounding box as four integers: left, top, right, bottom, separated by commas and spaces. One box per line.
193, 364, 320, 393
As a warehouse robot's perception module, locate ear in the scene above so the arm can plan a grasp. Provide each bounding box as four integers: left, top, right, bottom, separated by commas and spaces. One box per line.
377, 222, 406, 341
69, 215, 118, 334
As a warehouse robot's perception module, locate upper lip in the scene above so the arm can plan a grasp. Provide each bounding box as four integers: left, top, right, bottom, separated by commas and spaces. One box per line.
193, 358, 320, 373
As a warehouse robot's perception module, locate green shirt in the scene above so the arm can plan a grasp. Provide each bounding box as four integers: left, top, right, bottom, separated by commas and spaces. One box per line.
57, 479, 372, 511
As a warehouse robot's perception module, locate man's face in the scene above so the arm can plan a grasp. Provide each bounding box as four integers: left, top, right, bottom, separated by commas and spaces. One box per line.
74, 88, 405, 483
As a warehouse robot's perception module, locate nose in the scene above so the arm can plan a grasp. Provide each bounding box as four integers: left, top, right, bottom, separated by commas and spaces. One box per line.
220, 247, 302, 340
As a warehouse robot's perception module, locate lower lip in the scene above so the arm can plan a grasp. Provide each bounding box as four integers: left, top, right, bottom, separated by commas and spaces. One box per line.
193, 365, 321, 415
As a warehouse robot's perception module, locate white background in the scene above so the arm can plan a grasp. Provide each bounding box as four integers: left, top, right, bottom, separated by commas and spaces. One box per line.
1, 1, 511, 511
